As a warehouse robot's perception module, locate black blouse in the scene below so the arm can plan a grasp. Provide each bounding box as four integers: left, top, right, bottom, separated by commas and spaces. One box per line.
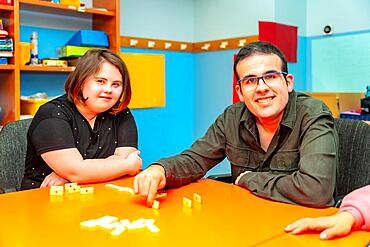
21, 95, 137, 190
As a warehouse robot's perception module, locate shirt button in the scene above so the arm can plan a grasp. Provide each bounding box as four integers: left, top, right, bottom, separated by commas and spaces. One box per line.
75, 128, 77, 131
57, 105, 60, 108
84, 153, 87, 156
76, 141, 79, 144
99, 146, 102, 149
31, 167, 35, 170
42, 173, 45, 176
115, 141, 117, 144
31, 182, 34, 185
108, 128, 111, 131
102, 117, 105, 120
57, 113, 60, 116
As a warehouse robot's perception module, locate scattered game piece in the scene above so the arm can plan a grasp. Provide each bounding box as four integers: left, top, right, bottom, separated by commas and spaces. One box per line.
110, 223, 127, 236
152, 200, 160, 209
80, 219, 99, 228
80, 187, 94, 195
155, 192, 167, 199
66, 185, 81, 193
147, 224, 160, 233
183, 197, 192, 208
64, 182, 78, 190
193, 193, 202, 203
80, 216, 160, 236
105, 184, 134, 194
49, 185, 64, 195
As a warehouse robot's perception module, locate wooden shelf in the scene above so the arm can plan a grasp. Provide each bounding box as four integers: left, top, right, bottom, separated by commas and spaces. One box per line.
21, 65, 75, 72
0, 4, 14, 11
0, 0, 119, 125
19, 0, 115, 16
0, 64, 15, 70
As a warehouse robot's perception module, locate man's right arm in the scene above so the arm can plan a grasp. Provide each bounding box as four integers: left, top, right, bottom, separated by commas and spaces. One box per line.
134, 113, 228, 205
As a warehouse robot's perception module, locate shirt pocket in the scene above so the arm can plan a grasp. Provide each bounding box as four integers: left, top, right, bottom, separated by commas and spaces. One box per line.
226, 143, 259, 181
270, 149, 300, 173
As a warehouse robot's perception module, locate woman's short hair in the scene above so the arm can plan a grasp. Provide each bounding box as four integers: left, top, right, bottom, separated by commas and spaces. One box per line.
64, 49, 131, 114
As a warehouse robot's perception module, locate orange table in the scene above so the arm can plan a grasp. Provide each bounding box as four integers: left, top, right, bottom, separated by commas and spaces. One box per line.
0, 177, 367, 246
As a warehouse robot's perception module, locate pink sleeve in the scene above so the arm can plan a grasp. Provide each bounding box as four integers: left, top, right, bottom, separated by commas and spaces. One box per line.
339, 185, 370, 230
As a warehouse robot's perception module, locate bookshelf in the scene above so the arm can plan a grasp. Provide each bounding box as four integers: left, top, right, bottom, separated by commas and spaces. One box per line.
0, 0, 120, 125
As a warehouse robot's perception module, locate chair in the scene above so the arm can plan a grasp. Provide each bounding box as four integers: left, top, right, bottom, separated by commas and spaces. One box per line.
208, 118, 370, 207
0, 118, 32, 193
334, 118, 370, 204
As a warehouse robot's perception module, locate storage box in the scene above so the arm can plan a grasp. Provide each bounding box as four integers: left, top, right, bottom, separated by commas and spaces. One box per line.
20, 42, 31, 65
66, 30, 109, 47
21, 98, 49, 115
60, 0, 80, 8
57, 45, 97, 58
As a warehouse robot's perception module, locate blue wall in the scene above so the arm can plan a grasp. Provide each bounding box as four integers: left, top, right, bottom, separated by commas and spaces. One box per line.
121, 48, 195, 167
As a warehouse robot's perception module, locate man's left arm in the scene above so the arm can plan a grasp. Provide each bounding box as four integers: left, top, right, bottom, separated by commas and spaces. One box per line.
236, 114, 338, 208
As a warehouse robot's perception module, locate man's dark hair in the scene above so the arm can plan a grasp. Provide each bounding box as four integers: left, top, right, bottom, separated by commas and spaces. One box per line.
233, 41, 288, 81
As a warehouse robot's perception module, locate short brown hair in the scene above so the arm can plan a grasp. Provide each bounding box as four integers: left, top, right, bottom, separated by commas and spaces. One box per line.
64, 49, 131, 114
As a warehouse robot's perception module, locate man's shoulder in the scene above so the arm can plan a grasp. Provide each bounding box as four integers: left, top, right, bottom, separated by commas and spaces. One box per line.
295, 92, 332, 116
224, 101, 246, 114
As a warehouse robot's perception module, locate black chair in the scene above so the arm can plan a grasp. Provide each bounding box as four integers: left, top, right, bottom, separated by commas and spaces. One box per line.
334, 118, 370, 205
208, 118, 370, 207
0, 118, 32, 193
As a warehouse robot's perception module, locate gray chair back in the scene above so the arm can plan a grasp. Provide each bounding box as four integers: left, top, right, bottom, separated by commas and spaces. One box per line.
334, 118, 370, 201
0, 118, 32, 192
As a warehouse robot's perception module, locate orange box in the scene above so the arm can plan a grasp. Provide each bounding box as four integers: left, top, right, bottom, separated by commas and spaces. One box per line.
60, 0, 80, 7
20, 42, 31, 66
20, 98, 49, 115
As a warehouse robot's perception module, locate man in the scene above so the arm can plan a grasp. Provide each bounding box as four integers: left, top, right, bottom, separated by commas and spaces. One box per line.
134, 41, 338, 208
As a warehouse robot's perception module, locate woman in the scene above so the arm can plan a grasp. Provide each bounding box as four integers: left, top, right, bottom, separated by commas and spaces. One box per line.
285, 185, 370, 240
21, 49, 142, 190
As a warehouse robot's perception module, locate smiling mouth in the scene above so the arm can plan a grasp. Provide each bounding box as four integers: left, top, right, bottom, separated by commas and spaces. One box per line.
256, 96, 274, 103
99, 96, 112, 100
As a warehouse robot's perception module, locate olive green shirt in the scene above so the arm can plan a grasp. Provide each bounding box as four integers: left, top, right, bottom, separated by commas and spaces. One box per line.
155, 91, 338, 207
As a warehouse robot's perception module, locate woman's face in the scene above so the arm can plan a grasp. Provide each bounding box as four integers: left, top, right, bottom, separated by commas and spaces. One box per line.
80, 61, 123, 115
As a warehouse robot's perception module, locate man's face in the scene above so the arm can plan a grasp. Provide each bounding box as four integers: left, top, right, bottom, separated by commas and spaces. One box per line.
235, 54, 294, 123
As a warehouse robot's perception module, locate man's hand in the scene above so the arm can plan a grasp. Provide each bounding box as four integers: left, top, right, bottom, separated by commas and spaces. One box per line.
284, 211, 355, 240
134, 165, 166, 206
40, 172, 69, 187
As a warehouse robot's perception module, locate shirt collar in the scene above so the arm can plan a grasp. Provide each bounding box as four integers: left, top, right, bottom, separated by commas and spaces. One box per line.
239, 90, 297, 130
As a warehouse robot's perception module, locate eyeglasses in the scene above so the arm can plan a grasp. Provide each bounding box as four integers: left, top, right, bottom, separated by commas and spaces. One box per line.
238, 71, 287, 91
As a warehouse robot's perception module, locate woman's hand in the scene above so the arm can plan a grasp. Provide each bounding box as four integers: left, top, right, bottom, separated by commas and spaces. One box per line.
285, 211, 355, 240
40, 172, 70, 187
125, 150, 142, 175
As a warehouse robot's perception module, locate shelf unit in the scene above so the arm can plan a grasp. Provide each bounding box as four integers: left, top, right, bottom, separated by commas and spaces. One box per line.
0, 0, 120, 125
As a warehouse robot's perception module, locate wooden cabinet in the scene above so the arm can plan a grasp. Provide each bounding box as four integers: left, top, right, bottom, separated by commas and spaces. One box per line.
0, 0, 120, 125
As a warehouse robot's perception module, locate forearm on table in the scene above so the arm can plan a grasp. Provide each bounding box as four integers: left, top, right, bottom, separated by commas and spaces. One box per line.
237, 167, 335, 207
60, 157, 134, 183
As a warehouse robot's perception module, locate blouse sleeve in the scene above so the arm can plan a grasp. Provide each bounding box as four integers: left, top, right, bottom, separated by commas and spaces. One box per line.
31, 117, 76, 155
339, 185, 370, 230
116, 108, 138, 149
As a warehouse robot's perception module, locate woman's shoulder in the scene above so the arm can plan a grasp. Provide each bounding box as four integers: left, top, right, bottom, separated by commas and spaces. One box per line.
33, 95, 76, 122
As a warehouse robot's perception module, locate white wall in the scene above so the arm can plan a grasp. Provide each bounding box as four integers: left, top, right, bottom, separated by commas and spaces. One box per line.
307, 0, 370, 36
120, 0, 194, 41
275, 0, 307, 35
193, 0, 275, 41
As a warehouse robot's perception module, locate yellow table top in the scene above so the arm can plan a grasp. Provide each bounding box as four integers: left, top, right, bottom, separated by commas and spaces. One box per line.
0, 177, 367, 246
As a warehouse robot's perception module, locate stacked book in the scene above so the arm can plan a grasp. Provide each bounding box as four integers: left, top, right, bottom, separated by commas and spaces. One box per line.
0, 19, 13, 64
